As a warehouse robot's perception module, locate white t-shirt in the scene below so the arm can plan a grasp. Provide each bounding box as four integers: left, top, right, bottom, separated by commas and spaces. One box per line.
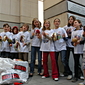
71, 29, 83, 54
64, 25, 76, 48
31, 27, 42, 47
53, 27, 67, 52
18, 31, 30, 53
0, 31, 12, 52
40, 29, 55, 52
83, 37, 85, 51
10, 33, 19, 53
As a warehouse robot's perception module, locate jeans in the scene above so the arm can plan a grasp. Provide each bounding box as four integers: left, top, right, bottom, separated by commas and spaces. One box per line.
30, 46, 42, 73
55, 50, 72, 75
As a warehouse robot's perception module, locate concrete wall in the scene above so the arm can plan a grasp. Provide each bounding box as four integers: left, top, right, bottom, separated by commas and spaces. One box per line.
70, 0, 85, 6
44, 0, 63, 10
0, 0, 20, 23
46, 13, 68, 28
0, 0, 38, 29
20, 0, 38, 24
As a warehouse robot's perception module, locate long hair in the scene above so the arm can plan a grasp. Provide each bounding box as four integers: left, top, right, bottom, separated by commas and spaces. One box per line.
67, 16, 76, 27
42, 20, 51, 31
32, 18, 41, 29
54, 18, 60, 22
75, 19, 83, 28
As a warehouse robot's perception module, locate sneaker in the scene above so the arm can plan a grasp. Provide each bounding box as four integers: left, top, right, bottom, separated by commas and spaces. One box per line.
72, 77, 78, 82
42, 76, 50, 79
60, 73, 64, 77
80, 76, 84, 80
54, 78, 58, 81
67, 75, 72, 80
42, 76, 46, 79
79, 82, 85, 85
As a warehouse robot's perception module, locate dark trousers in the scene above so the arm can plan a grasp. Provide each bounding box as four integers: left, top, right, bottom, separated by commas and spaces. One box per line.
66, 47, 83, 77
10, 53, 18, 59
74, 54, 83, 78
30, 46, 42, 74
55, 50, 72, 75
1, 51, 10, 58
66, 47, 74, 63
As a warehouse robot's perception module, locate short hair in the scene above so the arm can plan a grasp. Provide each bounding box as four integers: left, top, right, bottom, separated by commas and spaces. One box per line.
22, 23, 29, 30
3, 23, 9, 27
12, 26, 18, 34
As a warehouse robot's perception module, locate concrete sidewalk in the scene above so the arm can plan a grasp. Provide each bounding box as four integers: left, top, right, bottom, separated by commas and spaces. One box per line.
23, 71, 83, 85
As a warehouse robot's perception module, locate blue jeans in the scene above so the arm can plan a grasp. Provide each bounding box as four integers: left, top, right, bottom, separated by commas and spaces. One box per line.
55, 50, 72, 75
30, 46, 42, 73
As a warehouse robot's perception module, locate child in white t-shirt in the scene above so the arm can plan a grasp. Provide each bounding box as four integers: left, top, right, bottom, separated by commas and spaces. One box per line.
29, 18, 42, 77
40, 20, 59, 81
18, 24, 30, 61
0, 24, 12, 58
79, 26, 85, 85
53, 18, 71, 77
71, 19, 84, 82
64, 16, 76, 79
10, 26, 19, 59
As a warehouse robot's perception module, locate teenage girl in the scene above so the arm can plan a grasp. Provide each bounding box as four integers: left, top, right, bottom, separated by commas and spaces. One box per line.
64, 16, 76, 79
71, 19, 84, 82
79, 26, 85, 85
29, 18, 42, 77
53, 18, 71, 77
40, 20, 59, 81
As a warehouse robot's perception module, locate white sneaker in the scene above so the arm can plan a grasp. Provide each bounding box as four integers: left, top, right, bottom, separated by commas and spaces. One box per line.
80, 76, 84, 80
60, 73, 64, 77
54, 78, 58, 81
42, 76, 46, 79
67, 75, 72, 80
79, 82, 85, 85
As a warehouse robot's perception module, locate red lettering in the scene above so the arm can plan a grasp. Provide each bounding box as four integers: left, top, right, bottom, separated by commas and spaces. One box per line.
2, 74, 12, 80
12, 73, 20, 79
14, 65, 26, 72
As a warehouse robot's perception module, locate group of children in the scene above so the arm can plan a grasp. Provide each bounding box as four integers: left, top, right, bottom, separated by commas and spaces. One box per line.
0, 16, 85, 85
29, 17, 85, 85
0, 23, 30, 61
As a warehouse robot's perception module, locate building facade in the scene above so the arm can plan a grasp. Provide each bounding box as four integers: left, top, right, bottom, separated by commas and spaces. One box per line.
0, 0, 38, 31
44, 0, 85, 28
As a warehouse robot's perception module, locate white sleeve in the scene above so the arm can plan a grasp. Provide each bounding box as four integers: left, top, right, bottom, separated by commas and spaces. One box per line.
62, 28, 68, 37
26, 32, 30, 45
71, 31, 74, 41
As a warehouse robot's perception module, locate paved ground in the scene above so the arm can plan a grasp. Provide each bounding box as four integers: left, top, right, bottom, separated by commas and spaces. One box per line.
23, 75, 83, 85
23, 69, 84, 85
